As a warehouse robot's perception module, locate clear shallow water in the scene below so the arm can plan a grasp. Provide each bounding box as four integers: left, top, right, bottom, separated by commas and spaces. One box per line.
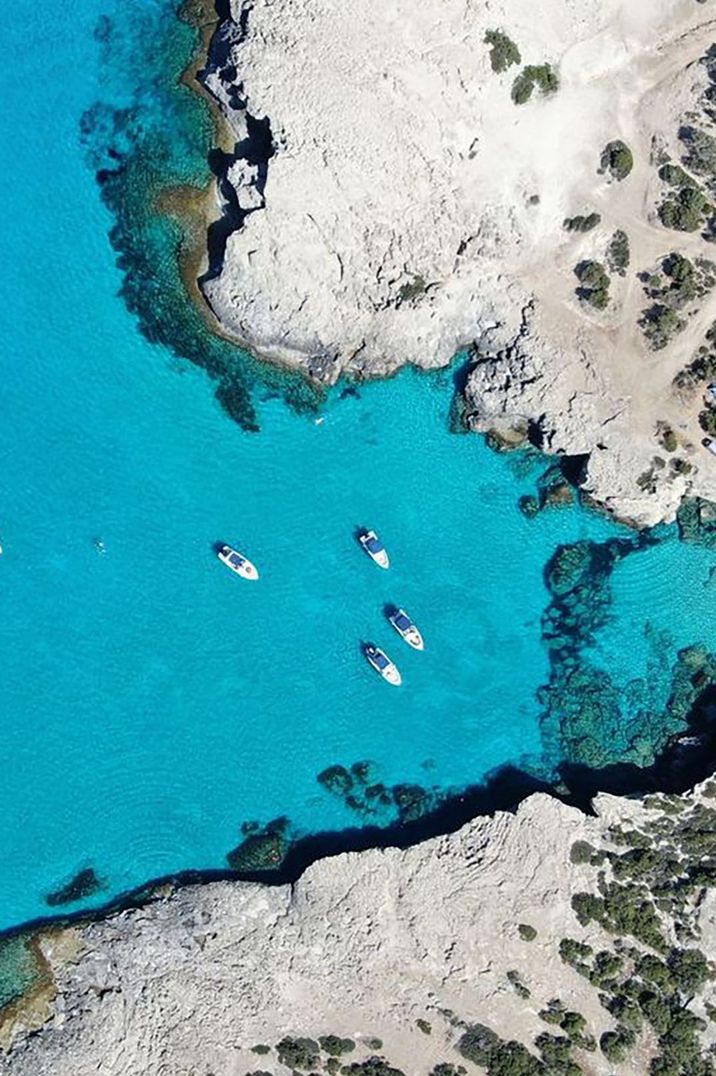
0, 0, 715, 933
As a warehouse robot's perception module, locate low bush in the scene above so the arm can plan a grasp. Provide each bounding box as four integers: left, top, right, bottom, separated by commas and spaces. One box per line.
518, 923, 537, 941
319, 1036, 356, 1056
606, 229, 630, 274
599, 1025, 636, 1063
659, 186, 711, 232
601, 140, 634, 180
512, 64, 559, 104
484, 29, 521, 73
564, 212, 601, 232
574, 260, 610, 309
276, 1037, 320, 1070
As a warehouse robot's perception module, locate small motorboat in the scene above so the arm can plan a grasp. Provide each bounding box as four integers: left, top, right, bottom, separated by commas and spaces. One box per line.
364, 644, 402, 686
218, 544, 259, 580
703, 438, 716, 458
389, 608, 424, 650
359, 529, 389, 569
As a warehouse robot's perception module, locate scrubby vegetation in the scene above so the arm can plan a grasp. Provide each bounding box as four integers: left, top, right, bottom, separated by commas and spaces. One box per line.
484, 29, 521, 73
276, 1036, 321, 1070
574, 260, 610, 309
512, 64, 559, 105
563, 212, 601, 233
600, 139, 634, 180
606, 229, 630, 275
518, 923, 537, 941
659, 184, 712, 232
319, 1036, 356, 1056
640, 253, 715, 349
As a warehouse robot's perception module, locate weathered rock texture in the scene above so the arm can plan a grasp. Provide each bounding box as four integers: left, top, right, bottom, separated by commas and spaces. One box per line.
198, 0, 716, 526
4, 786, 716, 1076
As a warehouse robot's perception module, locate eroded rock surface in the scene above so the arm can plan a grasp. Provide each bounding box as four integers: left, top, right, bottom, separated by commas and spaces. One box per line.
199, 0, 716, 525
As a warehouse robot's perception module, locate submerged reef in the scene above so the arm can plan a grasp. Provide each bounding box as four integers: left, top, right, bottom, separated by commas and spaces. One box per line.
316, 762, 439, 822
45, 869, 103, 908
82, 4, 319, 432
537, 531, 716, 771
226, 817, 290, 872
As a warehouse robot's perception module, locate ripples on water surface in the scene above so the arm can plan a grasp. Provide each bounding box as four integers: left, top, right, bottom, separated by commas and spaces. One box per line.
0, 0, 714, 930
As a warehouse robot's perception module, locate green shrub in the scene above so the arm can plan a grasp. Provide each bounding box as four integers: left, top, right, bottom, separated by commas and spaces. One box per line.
603, 992, 644, 1033
659, 186, 710, 232
680, 126, 716, 176
599, 1025, 636, 1063
659, 162, 699, 189
250, 1044, 271, 1055
319, 1036, 356, 1057
606, 229, 630, 274
535, 1032, 572, 1068
458, 1026, 545, 1075
641, 304, 685, 350
507, 968, 531, 999
457, 1025, 499, 1067
512, 64, 559, 104
564, 212, 601, 232
590, 949, 623, 986
637, 954, 674, 990
574, 260, 610, 309
276, 1037, 320, 1070
570, 840, 594, 865
518, 923, 537, 941
416, 1019, 431, 1035
341, 1060, 405, 1076
667, 947, 712, 993
572, 892, 604, 925
484, 29, 521, 73
601, 140, 634, 180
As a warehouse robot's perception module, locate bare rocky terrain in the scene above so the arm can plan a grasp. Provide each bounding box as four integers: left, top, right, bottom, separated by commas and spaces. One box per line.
197, 0, 716, 526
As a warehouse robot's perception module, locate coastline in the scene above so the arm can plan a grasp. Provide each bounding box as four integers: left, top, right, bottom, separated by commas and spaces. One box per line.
7, 0, 716, 1065
5, 776, 716, 1073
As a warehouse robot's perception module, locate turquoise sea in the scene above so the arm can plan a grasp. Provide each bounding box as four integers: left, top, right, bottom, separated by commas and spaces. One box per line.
1, 0, 716, 935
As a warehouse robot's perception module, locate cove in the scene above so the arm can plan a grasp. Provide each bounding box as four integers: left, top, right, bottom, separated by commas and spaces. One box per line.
1, 0, 716, 938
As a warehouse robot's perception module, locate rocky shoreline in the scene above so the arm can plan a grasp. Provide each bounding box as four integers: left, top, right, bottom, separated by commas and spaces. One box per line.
4, 775, 716, 1074
191, 0, 716, 526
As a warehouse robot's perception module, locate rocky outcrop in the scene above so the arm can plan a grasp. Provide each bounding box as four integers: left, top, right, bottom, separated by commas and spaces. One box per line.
196, 0, 716, 526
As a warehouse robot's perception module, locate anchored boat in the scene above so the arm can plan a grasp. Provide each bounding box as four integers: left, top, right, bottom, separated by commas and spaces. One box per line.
389, 608, 424, 650
218, 544, 259, 581
359, 529, 389, 569
364, 643, 402, 686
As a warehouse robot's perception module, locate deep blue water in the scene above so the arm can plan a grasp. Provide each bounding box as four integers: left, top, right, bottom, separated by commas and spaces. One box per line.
0, 0, 715, 934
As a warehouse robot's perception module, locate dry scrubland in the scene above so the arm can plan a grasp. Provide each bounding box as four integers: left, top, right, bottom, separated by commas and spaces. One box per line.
5, 784, 716, 1074
200, 0, 716, 525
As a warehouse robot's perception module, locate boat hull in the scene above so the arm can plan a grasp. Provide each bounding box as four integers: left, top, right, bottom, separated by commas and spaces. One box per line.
218, 546, 259, 580
390, 612, 424, 650
364, 646, 402, 686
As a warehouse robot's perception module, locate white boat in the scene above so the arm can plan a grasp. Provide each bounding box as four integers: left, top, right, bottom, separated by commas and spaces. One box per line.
364, 644, 402, 686
218, 544, 259, 580
703, 438, 716, 458
389, 608, 424, 650
359, 529, 389, 569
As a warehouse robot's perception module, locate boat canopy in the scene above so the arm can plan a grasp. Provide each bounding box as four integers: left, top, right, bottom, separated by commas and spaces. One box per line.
395, 613, 411, 630
366, 536, 383, 552
374, 651, 389, 669
228, 552, 244, 566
